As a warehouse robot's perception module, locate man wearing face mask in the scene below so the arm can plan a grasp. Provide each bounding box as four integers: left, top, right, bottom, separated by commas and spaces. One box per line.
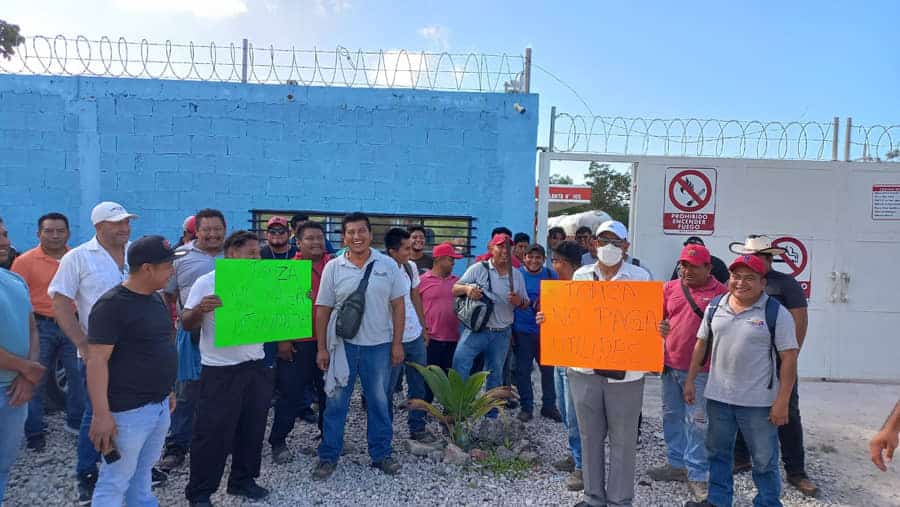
566, 220, 650, 507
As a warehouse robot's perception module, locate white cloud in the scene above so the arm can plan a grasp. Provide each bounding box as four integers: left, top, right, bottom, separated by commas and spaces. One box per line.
418, 24, 449, 49
112, 0, 248, 19
315, 0, 351, 15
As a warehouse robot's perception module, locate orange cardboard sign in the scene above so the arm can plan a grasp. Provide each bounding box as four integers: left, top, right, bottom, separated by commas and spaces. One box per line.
539, 280, 664, 371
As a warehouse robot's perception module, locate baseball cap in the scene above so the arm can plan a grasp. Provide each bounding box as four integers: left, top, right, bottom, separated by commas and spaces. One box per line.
432, 242, 463, 259
679, 244, 711, 266
683, 236, 705, 246
127, 235, 186, 270
183, 215, 196, 235
267, 216, 289, 229
91, 201, 137, 225
729, 254, 768, 275
595, 220, 628, 240
488, 233, 512, 246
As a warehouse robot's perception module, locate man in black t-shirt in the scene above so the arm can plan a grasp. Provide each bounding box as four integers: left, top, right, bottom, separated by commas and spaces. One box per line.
260, 216, 298, 260
728, 235, 817, 498
85, 236, 183, 505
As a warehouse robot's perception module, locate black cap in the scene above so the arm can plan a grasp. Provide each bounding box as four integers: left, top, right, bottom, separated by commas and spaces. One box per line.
127, 235, 186, 269
684, 236, 705, 246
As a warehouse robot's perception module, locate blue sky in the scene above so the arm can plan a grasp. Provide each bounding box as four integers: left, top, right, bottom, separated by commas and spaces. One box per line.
6, 0, 898, 182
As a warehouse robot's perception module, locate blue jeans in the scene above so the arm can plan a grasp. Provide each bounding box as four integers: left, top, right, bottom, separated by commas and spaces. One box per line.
318, 342, 393, 464
451, 327, 511, 392
25, 318, 85, 436
91, 399, 170, 507
707, 399, 782, 507
0, 387, 27, 501
77, 360, 100, 477
388, 336, 427, 434
513, 332, 556, 413
662, 368, 709, 481
554, 367, 582, 469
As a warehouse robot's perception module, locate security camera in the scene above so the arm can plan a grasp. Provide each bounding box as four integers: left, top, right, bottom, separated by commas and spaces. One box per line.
513, 102, 526, 114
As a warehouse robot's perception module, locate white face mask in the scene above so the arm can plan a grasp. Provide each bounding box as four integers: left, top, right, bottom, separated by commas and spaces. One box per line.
597, 244, 623, 267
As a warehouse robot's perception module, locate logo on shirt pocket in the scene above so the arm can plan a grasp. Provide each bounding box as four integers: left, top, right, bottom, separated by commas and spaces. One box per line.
373, 271, 389, 277
745, 319, 766, 328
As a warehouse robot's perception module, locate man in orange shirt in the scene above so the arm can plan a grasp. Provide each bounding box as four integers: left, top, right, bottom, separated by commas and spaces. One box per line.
11, 212, 84, 452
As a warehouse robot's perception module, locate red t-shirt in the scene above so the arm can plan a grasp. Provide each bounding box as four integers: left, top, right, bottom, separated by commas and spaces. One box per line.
292, 252, 332, 342
662, 276, 728, 371
418, 270, 461, 342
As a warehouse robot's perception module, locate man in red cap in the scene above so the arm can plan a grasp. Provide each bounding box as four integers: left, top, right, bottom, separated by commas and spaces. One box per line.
260, 216, 297, 260
649, 244, 727, 501
177, 216, 196, 248
684, 255, 800, 507
419, 242, 463, 393
474, 227, 522, 268
452, 233, 529, 395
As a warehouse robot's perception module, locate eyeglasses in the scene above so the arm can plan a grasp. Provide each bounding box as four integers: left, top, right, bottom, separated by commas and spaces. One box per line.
267, 228, 288, 235
595, 237, 625, 247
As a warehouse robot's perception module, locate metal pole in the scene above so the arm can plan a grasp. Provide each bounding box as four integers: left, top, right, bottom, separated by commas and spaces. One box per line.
844, 117, 852, 162
523, 48, 532, 94
831, 117, 839, 161
241, 38, 249, 83
537, 150, 551, 250
548, 106, 557, 153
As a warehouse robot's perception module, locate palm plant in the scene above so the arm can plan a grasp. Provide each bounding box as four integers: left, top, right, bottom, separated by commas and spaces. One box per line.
407, 363, 517, 449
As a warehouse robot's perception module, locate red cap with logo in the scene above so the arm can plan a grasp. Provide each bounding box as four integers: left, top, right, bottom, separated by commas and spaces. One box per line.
679, 244, 711, 266
267, 216, 289, 229
432, 242, 463, 259
729, 254, 768, 275
488, 233, 512, 246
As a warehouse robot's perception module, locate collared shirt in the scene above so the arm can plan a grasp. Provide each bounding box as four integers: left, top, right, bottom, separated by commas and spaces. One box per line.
11, 246, 69, 317
458, 259, 529, 329
569, 261, 652, 382
316, 248, 408, 346
662, 276, 728, 371
419, 270, 460, 342
186, 271, 265, 367
165, 240, 222, 316
0, 269, 32, 388
48, 236, 130, 335
391, 260, 423, 341
698, 293, 798, 407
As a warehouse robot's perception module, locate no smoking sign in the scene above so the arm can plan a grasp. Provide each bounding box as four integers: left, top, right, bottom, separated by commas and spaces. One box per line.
663, 167, 717, 235
772, 236, 812, 298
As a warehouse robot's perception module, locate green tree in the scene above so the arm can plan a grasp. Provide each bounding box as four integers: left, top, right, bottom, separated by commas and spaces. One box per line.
584, 161, 631, 224
549, 173, 573, 185
0, 20, 24, 60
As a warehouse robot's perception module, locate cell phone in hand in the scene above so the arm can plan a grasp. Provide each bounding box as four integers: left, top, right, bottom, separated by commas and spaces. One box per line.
103, 448, 121, 464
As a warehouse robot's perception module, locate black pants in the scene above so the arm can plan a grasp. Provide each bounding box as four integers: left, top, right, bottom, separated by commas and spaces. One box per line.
734, 379, 805, 476
269, 341, 325, 444
185, 360, 273, 502
424, 340, 457, 403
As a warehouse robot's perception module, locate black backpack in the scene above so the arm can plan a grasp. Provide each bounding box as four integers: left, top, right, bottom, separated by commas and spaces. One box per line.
335, 261, 376, 341
455, 262, 495, 332
704, 294, 780, 389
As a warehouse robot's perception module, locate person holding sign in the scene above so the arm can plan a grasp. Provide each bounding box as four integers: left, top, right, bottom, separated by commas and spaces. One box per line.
452, 233, 529, 396
683, 254, 799, 507
312, 213, 407, 480
648, 244, 726, 501
184, 231, 273, 505
565, 220, 650, 507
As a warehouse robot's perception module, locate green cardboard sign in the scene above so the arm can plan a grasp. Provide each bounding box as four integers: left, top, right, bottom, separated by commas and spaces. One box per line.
213, 259, 313, 347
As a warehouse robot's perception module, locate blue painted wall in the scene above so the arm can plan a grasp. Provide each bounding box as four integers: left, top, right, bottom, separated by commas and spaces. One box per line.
0, 75, 538, 258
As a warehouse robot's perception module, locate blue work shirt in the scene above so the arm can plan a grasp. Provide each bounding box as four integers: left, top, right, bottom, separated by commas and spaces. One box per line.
513, 266, 557, 335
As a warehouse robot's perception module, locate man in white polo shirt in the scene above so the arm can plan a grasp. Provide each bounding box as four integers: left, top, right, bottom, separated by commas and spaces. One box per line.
47, 201, 164, 504
566, 220, 649, 507
183, 230, 272, 506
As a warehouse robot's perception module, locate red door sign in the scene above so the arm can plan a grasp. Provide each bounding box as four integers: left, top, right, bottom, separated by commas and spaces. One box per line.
772, 236, 812, 298
663, 167, 717, 235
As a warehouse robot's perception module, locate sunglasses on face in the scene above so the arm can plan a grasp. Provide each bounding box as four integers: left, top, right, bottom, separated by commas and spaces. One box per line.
595, 237, 625, 248
267, 228, 288, 235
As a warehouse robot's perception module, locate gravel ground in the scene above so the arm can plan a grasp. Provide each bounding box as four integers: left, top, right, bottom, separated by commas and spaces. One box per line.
4, 375, 895, 506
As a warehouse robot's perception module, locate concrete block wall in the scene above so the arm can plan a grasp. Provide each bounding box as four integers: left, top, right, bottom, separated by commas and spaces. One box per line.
0, 75, 538, 254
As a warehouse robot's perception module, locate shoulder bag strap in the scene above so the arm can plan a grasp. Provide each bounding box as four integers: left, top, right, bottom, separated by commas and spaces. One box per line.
680, 282, 705, 319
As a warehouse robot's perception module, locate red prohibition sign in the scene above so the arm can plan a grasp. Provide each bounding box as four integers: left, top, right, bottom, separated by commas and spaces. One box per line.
772, 237, 807, 277
668, 170, 713, 212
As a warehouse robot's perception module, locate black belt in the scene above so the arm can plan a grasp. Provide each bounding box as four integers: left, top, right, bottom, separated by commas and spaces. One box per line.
33, 313, 54, 322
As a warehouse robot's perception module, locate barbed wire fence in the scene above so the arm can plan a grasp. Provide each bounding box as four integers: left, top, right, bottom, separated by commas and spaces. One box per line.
549, 111, 899, 162
0, 35, 530, 93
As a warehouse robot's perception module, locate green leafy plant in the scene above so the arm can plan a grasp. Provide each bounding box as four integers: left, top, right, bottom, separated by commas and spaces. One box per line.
407, 363, 517, 449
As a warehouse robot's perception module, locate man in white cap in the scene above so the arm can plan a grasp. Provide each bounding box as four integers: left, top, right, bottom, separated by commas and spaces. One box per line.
48, 201, 167, 504
564, 220, 649, 507
727, 235, 816, 497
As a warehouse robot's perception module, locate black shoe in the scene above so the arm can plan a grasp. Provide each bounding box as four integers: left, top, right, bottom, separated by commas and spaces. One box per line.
158, 448, 186, 471
151, 467, 168, 488
76, 472, 98, 506
540, 406, 563, 422
26, 434, 46, 452
189, 499, 214, 507
372, 456, 401, 475
272, 442, 293, 464
226, 481, 269, 500
311, 460, 337, 481
684, 500, 716, 507
517, 410, 533, 422
300, 409, 318, 424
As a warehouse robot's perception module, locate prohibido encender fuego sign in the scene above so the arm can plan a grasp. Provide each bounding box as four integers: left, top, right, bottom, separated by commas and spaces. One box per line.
662, 167, 717, 235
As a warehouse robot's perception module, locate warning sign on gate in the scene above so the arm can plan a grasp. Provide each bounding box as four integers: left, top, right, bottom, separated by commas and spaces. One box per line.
663, 167, 717, 235
772, 236, 812, 299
